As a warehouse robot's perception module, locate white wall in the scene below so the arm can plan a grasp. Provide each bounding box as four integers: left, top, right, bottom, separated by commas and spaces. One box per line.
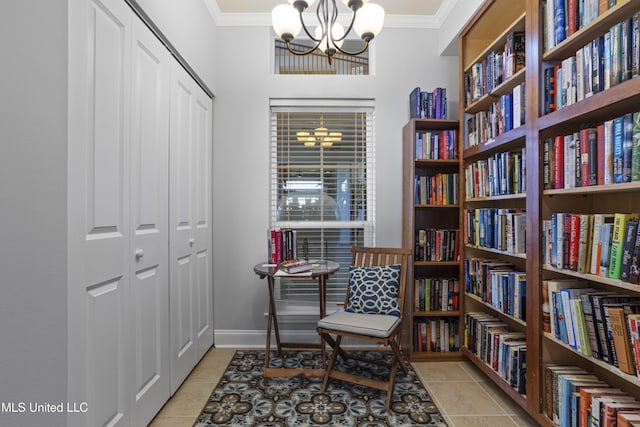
0, 1, 69, 426
0, 1, 217, 426
135, 0, 217, 90
212, 25, 459, 344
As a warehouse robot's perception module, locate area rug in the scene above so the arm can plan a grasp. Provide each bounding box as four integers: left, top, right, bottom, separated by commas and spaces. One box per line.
195, 349, 447, 426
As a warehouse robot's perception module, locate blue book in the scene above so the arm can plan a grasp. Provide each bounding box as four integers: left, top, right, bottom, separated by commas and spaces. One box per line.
555, 291, 569, 343
409, 87, 421, 118
613, 116, 625, 183
623, 112, 633, 182
554, 0, 566, 46
592, 36, 604, 94
504, 93, 513, 132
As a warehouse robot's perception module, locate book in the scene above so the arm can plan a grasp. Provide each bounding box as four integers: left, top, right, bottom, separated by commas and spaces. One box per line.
277, 259, 313, 274
628, 313, 640, 379
608, 306, 637, 374
602, 400, 640, 426
580, 387, 622, 427
570, 298, 592, 356
561, 287, 595, 348
590, 214, 615, 275
609, 213, 640, 279
633, 112, 640, 181
618, 412, 640, 427
621, 220, 639, 283
592, 395, 636, 427
546, 279, 586, 339
544, 365, 586, 421
599, 222, 614, 277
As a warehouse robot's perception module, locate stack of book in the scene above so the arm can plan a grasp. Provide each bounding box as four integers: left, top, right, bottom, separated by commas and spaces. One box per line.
409, 87, 448, 119
277, 259, 313, 274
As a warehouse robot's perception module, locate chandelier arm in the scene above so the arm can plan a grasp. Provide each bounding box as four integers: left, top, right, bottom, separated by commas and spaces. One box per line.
334, 9, 357, 43
333, 39, 370, 56
284, 39, 321, 56
298, 8, 320, 41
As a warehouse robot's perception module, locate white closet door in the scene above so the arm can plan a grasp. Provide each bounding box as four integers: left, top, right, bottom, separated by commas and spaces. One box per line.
68, 0, 132, 426
129, 17, 171, 426
192, 82, 214, 361
169, 60, 213, 393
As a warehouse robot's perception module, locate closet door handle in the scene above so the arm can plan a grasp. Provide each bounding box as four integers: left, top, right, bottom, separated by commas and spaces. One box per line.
189, 238, 195, 246
135, 249, 144, 260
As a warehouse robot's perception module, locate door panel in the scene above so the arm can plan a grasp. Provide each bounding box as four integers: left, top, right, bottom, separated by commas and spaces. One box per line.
68, 0, 131, 426
170, 61, 196, 391
130, 17, 170, 426
169, 60, 213, 392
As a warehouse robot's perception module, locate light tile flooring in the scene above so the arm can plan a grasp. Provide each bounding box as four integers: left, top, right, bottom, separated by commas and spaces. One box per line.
149, 347, 540, 427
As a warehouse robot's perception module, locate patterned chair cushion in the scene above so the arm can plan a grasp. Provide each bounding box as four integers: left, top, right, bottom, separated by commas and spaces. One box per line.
344, 264, 401, 317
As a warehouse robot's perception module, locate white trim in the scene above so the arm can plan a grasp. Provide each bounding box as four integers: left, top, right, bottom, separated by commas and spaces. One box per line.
207, 1, 462, 29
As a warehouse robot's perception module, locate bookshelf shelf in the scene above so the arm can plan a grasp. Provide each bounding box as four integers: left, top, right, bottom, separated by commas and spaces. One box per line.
464, 193, 526, 203
413, 310, 461, 317
465, 68, 527, 114
544, 332, 640, 388
544, 181, 640, 196
463, 126, 526, 158
415, 204, 459, 209
543, 264, 640, 293
465, 292, 527, 327
542, 0, 637, 62
465, 244, 527, 259
403, 118, 462, 361
465, 13, 527, 74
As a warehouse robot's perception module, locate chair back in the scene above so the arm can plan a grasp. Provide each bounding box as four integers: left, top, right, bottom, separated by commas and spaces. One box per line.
347, 246, 412, 319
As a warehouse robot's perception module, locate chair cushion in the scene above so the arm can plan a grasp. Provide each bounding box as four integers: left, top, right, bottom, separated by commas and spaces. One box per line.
345, 264, 401, 316
318, 310, 400, 338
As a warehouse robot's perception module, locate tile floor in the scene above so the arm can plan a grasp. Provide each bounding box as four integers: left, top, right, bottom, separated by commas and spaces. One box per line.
149, 347, 540, 426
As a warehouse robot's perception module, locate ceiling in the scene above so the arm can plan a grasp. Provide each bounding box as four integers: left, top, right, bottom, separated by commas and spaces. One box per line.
213, 0, 445, 17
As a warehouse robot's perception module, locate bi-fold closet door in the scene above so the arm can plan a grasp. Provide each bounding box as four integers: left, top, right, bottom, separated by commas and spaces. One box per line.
67, 0, 213, 426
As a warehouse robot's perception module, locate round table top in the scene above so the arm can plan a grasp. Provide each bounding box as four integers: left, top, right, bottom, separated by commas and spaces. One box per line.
253, 260, 340, 278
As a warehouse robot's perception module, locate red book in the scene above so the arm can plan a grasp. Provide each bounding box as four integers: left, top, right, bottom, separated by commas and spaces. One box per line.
597, 124, 605, 185
270, 229, 278, 263
603, 401, 640, 427
567, 0, 577, 36
554, 135, 565, 189
569, 214, 581, 270
580, 128, 590, 187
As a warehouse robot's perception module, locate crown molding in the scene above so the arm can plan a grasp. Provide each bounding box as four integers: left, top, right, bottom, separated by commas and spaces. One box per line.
206, 0, 459, 29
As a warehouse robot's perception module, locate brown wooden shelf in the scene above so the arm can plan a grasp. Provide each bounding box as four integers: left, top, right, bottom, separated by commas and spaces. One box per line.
462, 126, 526, 159
411, 118, 460, 131
544, 181, 640, 196
537, 76, 640, 137
413, 260, 461, 267
414, 204, 459, 209
542, 264, 640, 294
415, 159, 460, 167
413, 310, 461, 317
465, 292, 527, 327
464, 244, 527, 260
464, 193, 526, 203
465, 67, 527, 114
542, 0, 640, 63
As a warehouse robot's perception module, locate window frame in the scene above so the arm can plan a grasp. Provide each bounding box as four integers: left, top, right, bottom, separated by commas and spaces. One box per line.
269, 99, 376, 308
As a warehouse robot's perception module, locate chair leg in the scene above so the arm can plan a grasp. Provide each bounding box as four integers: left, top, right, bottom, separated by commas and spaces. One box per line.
321, 335, 341, 393
390, 339, 408, 375
385, 360, 399, 410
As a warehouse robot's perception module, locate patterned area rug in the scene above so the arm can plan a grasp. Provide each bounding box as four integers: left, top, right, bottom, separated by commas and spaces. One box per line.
195, 350, 447, 426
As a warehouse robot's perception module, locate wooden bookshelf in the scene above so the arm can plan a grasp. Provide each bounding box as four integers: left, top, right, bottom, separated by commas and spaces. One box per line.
402, 118, 463, 361
459, 0, 640, 424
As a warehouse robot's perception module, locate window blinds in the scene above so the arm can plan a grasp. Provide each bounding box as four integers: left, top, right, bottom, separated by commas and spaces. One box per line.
270, 100, 375, 303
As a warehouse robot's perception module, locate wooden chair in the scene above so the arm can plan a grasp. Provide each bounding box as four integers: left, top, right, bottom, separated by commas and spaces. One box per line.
317, 246, 412, 409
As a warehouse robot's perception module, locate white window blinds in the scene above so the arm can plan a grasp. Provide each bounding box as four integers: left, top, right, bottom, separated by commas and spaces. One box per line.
270, 99, 375, 303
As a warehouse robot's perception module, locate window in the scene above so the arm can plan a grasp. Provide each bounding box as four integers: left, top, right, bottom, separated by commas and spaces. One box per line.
270, 99, 375, 304
274, 39, 369, 75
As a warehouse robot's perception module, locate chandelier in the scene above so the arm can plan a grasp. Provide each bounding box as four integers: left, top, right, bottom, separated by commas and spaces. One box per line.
297, 115, 342, 147
271, 0, 385, 65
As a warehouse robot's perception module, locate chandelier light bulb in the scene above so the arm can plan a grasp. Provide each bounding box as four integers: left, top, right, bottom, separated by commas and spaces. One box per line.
272, 4, 301, 40
354, 3, 385, 40
288, 0, 318, 9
